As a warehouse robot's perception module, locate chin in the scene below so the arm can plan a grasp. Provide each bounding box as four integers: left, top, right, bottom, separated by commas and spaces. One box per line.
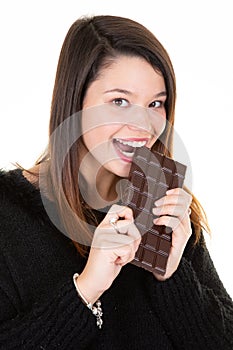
116, 168, 131, 178
109, 165, 131, 178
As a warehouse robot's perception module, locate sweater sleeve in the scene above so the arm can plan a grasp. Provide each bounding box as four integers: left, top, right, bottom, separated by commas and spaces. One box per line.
148, 233, 233, 350
0, 277, 99, 349
0, 173, 100, 349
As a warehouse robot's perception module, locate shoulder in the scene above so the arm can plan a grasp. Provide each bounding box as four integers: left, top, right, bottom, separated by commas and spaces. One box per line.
0, 168, 49, 232
0, 168, 21, 193
0, 168, 39, 208
0, 168, 32, 195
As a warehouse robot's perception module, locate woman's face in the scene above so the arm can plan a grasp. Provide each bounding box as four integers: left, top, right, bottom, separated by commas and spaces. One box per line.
82, 55, 167, 178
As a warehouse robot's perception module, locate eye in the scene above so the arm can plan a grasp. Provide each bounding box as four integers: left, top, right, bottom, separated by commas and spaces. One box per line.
112, 98, 130, 108
149, 100, 163, 108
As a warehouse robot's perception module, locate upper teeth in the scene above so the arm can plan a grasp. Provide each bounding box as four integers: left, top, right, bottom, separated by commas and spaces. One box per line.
116, 139, 147, 147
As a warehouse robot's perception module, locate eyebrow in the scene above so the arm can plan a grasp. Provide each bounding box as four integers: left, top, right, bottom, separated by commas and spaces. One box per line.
104, 88, 167, 98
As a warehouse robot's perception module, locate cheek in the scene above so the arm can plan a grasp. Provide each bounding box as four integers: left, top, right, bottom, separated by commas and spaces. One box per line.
147, 116, 167, 148
150, 114, 167, 138
82, 130, 95, 151
82, 125, 116, 151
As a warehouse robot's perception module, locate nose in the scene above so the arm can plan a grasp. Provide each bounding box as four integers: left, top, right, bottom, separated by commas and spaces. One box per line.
126, 105, 153, 134
127, 123, 153, 135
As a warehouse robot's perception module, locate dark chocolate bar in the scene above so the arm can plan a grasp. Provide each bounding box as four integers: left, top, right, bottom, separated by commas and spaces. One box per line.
121, 147, 187, 275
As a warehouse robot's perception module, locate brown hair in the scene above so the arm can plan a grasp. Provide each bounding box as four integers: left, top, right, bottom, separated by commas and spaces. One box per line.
36, 15, 209, 254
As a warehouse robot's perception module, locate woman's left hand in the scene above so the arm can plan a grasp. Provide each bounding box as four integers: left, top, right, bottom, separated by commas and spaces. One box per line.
152, 188, 192, 281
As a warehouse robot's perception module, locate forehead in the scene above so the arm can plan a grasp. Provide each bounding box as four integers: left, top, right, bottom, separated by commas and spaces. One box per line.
96, 55, 165, 90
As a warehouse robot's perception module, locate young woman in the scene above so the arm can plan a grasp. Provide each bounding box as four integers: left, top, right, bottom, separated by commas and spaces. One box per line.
0, 15, 232, 349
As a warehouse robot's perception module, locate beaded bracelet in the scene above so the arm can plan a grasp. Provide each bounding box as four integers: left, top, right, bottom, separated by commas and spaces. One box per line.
73, 273, 103, 329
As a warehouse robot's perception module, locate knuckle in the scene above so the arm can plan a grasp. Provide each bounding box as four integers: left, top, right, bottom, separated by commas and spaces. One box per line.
183, 191, 192, 204
186, 192, 192, 202
108, 203, 120, 213
125, 206, 133, 216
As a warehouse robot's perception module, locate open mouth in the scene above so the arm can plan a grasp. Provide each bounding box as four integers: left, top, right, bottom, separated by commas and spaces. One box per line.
113, 138, 147, 160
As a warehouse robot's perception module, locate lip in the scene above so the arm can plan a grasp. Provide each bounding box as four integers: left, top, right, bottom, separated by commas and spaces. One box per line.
116, 137, 150, 142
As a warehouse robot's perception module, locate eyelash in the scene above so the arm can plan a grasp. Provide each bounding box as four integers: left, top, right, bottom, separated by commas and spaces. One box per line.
149, 100, 164, 108
112, 98, 129, 107
112, 98, 165, 109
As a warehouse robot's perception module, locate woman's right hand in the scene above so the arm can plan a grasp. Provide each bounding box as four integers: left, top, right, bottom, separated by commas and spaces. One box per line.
75, 204, 141, 304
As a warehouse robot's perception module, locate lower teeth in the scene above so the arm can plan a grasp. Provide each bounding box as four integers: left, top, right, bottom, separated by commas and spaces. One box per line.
119, 149, 134, 157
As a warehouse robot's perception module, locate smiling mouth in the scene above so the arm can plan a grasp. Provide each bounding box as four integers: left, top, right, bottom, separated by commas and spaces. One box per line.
113, 138, 147, 159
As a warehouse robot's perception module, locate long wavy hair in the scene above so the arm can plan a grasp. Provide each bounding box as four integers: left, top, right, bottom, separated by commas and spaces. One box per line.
36, 15, 209, 254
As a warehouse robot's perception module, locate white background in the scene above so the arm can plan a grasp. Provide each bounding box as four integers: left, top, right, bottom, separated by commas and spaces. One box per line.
0, 1, 232, 297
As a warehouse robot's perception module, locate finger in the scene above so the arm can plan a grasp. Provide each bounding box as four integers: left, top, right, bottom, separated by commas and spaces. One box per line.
106, 216, 140, 238
92, 229, 139, 249
155, 195, 186, 208
152, 204, 190, 218
153, 215, 182, 232
153, 215, 192, 238
109, 221, 141, 253
114, 245, 135, 261
114, 244, 137, 266
166, 188, 186, 196
125, 222, 141, 251
107, 204, 134, 222
155, 190, 192, 208
116, 220, 141, 239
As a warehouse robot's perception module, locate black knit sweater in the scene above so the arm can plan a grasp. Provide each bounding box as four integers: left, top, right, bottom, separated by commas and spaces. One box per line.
0, 169, 233, 350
